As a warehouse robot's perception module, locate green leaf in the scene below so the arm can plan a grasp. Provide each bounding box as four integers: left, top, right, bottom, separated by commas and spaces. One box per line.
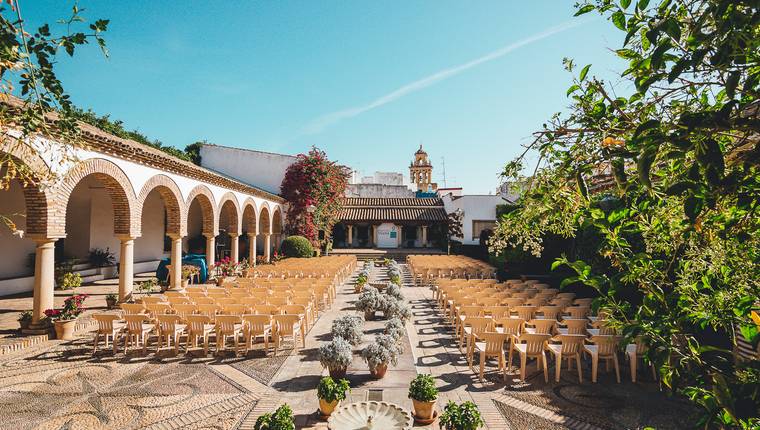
620, 0, 631, 9
612, 11, 627, 31
637, 145, 657, 189
566, 84, 580, 96
637, 0, 650, 10
668, 58, 689, 83
574, 4, 596, 16
684, 194, 704, 223
633, 119, 660, 138
651, 41, 672, 70
579, 64, 591, 82
663, 18, 681, 41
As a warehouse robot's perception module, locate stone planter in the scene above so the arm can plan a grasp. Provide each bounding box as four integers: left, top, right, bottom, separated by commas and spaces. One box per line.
411, 399, 437, 423
364, 310, 376, 321
370, 363, 388, 379
105, 298, 117, 310
216, 276, 236, 287
319, 398, 339, 418
328, 366, 347, 380
53, 319, 77, 340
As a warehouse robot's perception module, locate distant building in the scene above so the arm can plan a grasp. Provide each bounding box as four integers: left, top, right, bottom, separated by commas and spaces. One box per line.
440, 194, 509, 245
346, 170, 414, 198
199, 143, 297, 195
409, 145, 437, 193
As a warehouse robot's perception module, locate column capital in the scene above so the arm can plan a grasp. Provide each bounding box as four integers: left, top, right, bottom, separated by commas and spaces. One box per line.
26, 235, 58, 244
116, 234, 137, 242
229, 232, 240, 238
167, 233, 183, 240
247, 232, 258, 238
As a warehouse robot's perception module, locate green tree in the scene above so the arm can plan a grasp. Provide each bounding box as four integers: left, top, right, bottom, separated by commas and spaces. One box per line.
1, 1, 109, 231
489, 1, 759, 427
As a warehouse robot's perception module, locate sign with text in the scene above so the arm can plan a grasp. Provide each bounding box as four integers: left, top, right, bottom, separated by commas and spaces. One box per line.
376, 223, 398, 248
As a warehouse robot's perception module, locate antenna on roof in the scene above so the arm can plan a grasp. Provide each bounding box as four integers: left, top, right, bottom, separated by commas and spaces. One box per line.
441, 156, 447, 188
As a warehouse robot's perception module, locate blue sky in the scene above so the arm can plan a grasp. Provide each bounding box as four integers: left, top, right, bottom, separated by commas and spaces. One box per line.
25, 1, 625, 194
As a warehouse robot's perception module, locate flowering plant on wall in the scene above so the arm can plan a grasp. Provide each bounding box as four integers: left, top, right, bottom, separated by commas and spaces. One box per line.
280, 147, 349, 250
44, 294, 88, 321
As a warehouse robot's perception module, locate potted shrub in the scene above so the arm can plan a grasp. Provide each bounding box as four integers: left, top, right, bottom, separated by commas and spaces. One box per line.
45, 293, 88, 340
253, 404, 295, 430
58, 272, 82, 290
281, 235, 314, 258
318, 337, 353, 379
355, 269, 369, 293
355, 286, 385, 320
438, 401, 484, 430
17, 310, 33, 330
361, 334, 402, 379
316, 376, 350, 418
384, 317, 405, 341
180, 265, 199, 289
385, 283, 404, 301
137, 278, 158, 297
382, 296, 412, 322
105, 293, 118, 309
331, 315, 363, 347
408, 374, 439, 423
89, 247, 116, 276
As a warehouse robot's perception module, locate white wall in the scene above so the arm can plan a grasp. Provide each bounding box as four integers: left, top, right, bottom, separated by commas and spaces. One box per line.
134, 190, 168, 262
87, 183, 121, 261
442, 194, 507, 245
64, 177, 94, 259
199, 144, 296, 195
345, 184, 415, 198
0, 179, 36, 280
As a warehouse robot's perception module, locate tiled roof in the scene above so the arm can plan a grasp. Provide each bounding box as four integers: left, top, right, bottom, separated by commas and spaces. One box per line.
338, 197, 447, 223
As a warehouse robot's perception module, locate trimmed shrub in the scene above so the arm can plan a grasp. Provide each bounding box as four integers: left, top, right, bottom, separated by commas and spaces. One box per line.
281, 235, 314, 258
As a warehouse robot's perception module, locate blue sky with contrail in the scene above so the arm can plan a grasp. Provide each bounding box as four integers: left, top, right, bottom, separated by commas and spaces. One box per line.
24, 1, 623, 193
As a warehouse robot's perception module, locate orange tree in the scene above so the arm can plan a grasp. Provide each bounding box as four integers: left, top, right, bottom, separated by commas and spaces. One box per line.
280, 147, 348, 250
489, 0, 759, 427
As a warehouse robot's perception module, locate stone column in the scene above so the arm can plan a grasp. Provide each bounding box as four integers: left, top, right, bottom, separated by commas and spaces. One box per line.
371, 225, 377, 248
29, 238, 57, 327
118, 236, 135, 302
347, 225, 353, 248
422, 225, 428, 248
264, 233, 271, 262
169, 234, 183, 290
205, 234, 216, 271
248, 233, 257, 266
229, 233, 239, 264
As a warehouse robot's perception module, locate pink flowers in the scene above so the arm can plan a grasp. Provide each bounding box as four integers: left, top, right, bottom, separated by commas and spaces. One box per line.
44, 293, 88, 321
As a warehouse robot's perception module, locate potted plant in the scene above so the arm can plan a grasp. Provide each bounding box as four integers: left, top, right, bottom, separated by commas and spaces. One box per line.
58, 272, 82, 290
361, 334, 402, 379
438, 401, 484, 430
17, 310, 33, 330
180, 264, 199, 288
318, 337, 353, 379
382, 296, 412, 322
408, 374, 439, 423
105, 293, 118, 309
355, 269, 369, 293
384, 317, 405, 341
331, 315, 363, 347
44, 293, 88, 340
316, 376, 350, 418
355, 286, 385, 321
89, 247, 116, 276
385, 283, 404, 301
212, 257, 239, 286
137, 278, 158, 297
253, 404, 295, 430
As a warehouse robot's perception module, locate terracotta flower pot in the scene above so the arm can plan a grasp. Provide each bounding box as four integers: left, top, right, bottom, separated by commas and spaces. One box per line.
412, 398, 437, 421
364, 310, 375, 321
53, 319, 77, 340
319, 398, 339, 417
329, 367, 347, 380
370, 363, 388, 379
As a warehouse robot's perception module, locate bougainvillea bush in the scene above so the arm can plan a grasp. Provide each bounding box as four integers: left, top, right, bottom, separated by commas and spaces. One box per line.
280, 147, 349, 250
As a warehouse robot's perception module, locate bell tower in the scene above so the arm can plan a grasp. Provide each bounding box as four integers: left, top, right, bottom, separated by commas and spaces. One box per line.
409, 145, 437, 192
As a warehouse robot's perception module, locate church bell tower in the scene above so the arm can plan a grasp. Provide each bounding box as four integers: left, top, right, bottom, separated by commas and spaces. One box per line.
409, 145, 437, 192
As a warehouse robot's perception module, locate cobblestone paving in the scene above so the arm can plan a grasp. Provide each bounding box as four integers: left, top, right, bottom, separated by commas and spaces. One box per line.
0, 336, 259, 430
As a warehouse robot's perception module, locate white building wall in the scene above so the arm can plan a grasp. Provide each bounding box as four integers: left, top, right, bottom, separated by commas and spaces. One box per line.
441, 194, 507, 245
0, 180, 36, 281
199, 144, 296, 196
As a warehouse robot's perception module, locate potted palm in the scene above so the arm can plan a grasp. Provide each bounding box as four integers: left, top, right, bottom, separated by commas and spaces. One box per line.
361, 334, 402, 379
316, 376, 350, 418
331, 315, 363, 347
17, 310, 33, 331
318, 337, 353, 379
105, 293, 118, 309
408, 374, 439, 424
355, 286, 385, 321
44, 293, 88, 340
438, 401, 484, 430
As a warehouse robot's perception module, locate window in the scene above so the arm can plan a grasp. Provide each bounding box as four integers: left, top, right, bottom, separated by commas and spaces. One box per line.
472, 220, 496, 241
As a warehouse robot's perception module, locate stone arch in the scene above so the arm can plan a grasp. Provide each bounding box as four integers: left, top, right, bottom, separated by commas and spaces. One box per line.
241, 198, 258, 234
259, 202, 272, 235
52, 157, 138, 237
185, 185, 217, 236
218, 192, 241, 235
136, 174, 186, 237
0, 146, 56, 237
272, 205, 283, 234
